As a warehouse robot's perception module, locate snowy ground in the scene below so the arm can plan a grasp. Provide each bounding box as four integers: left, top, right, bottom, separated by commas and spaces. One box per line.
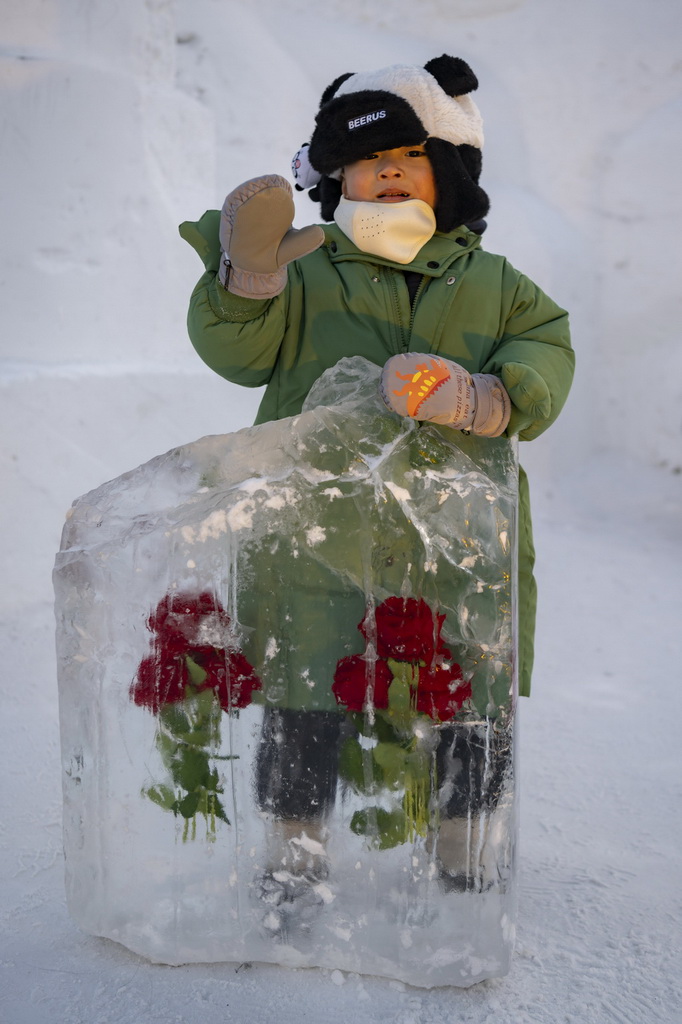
2, 0, 682, 1020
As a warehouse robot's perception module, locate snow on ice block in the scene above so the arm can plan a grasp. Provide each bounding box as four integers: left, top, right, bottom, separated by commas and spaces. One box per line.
54, 357, 519, 987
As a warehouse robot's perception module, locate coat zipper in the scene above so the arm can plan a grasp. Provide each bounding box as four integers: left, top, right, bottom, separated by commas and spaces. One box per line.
387, 269, 419, 352
409, 275, 429, 336
390, 270, 431, 348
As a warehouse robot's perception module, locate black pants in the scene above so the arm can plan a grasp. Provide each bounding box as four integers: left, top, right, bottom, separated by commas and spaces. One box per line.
254, 708, 511, 821
255, 708, 343, 820
434, 721, 511, 818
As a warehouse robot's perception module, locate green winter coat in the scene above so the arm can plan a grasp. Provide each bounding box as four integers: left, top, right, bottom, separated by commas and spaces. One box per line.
179, 213, 574, 697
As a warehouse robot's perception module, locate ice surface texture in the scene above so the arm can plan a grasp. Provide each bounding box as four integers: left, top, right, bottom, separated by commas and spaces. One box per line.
54, 357, 518, 987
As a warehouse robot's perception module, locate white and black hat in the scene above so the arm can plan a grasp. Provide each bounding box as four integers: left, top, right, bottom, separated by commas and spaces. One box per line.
292, 55, 489, 233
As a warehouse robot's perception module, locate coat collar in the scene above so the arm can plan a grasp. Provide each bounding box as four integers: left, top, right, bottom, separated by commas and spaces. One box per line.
321, 222, 482, 276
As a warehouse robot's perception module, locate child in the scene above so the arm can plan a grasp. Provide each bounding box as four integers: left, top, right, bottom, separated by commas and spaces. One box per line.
180, 55, 574, 905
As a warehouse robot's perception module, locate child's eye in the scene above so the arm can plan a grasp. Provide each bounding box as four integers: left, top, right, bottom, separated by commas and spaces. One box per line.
406, 149, 426, 158
362, 153, 379, 161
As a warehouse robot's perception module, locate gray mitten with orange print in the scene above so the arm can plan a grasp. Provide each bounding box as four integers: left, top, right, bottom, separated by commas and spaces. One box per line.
379, 352, 511, 437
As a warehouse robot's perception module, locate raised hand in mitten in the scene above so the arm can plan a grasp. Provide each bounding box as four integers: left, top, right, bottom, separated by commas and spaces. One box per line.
219, 175, 325, 299
380, 353, 511, 437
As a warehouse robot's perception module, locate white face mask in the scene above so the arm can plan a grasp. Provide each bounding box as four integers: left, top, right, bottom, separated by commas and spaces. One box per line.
333, 196, 436, 264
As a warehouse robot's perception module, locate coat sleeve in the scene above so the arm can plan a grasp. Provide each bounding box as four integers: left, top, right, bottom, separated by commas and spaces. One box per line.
179, 212, 289, 389
481, 266, 575, 441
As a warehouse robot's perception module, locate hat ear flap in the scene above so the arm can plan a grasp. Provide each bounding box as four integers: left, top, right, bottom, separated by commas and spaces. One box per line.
319, 72, 354, 107
425, 138, 489, 232
457, 143, 483, 184
424, 55, 478, 96
309, 176, 343, 222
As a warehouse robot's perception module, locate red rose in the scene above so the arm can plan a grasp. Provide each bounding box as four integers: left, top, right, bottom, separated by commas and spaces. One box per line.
212, 650, 262, 711
415, 659, 471, 722
130, 646, 189, 713
182, 644, 227, 690
332, 655, 393, 712
360, 597, 447, 663
147, 591, 231, 644
132, 591, 261, 714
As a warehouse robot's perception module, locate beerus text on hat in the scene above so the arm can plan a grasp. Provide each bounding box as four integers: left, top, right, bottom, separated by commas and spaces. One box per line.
291, 55, 490, 234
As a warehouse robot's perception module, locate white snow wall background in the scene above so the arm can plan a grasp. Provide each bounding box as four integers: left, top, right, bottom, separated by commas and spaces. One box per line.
1, 0, 681, 1021
2, 0, 682, 613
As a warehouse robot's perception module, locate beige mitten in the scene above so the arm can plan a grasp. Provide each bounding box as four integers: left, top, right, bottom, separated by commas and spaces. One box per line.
380, 352, 511, 437
218, 175, 324, 299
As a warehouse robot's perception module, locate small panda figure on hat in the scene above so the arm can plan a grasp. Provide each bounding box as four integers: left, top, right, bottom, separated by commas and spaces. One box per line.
292, 55, 490, 234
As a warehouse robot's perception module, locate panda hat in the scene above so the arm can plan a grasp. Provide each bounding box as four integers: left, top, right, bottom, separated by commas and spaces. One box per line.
292, 55, 489, 234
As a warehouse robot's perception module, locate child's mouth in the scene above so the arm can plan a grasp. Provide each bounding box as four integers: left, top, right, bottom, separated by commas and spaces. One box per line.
376, 190, 411, 202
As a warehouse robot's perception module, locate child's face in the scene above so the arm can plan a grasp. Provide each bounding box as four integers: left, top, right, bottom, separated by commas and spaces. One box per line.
341, 146, 437, 209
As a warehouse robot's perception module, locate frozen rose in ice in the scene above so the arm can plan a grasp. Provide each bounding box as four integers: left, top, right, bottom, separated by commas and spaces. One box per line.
130, 608, 261, 837
333, 597, 474, 849
415, 658, 471, 722
147, 590, 231, 646
130, 645, 189, 713
212, 650, 262, 711
131, 592, 261, 715
360, 597, 447, 663
416, 679, 472, 721
131, 644, 261, 714
332, 654, 393, 712
183, 644, 228, 691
